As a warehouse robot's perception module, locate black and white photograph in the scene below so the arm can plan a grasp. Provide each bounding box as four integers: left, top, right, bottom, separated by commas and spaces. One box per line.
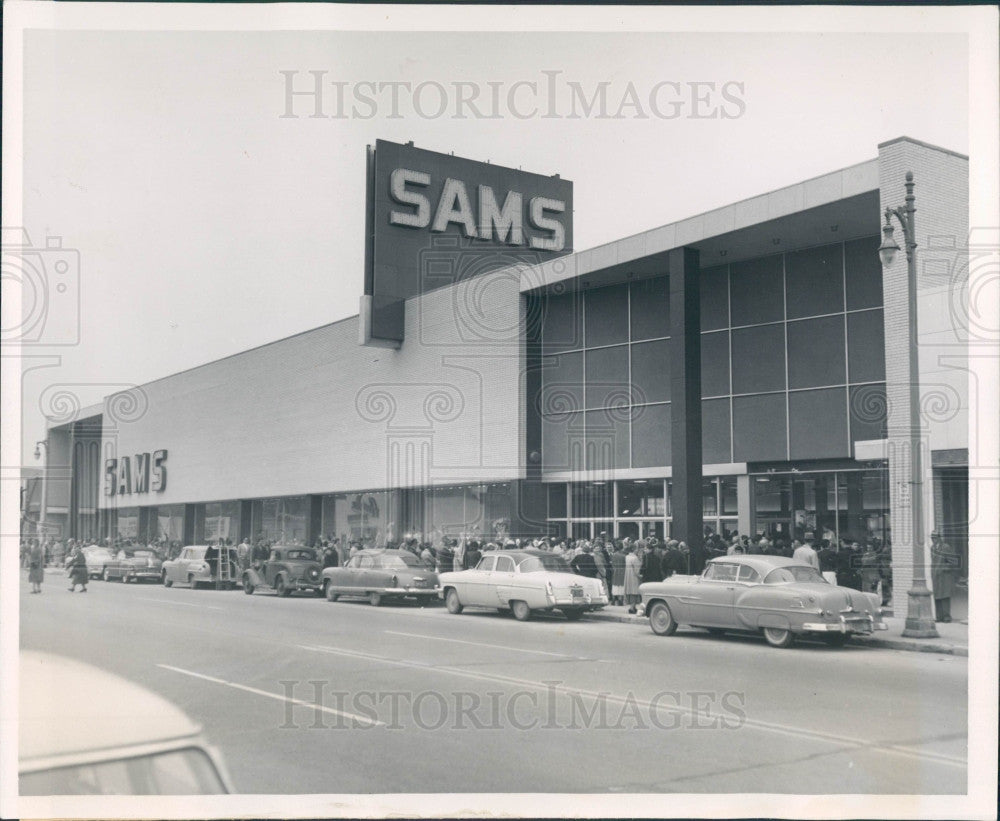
2, 3, 998, 819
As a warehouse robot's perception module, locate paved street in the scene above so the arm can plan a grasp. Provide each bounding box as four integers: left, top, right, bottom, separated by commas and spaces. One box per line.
20, 571, 967, 794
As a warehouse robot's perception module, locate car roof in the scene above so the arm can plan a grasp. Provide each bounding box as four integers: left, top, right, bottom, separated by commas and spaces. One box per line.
707, 554, 811, 574
19, 651, 202, 767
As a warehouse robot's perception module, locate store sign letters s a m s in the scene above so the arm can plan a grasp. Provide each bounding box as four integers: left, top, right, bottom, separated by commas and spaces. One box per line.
105, 449, 167, 496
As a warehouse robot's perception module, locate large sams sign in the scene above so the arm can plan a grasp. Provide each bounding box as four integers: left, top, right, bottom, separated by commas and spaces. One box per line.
105, 450, 168, 496
361, 139, 573, 345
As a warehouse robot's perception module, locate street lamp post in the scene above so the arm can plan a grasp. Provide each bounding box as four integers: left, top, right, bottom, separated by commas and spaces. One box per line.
33, 439, 49, 543
877, 171, 938, 638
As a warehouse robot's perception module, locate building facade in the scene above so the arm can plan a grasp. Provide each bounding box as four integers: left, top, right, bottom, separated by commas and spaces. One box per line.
40, 136, 969, 587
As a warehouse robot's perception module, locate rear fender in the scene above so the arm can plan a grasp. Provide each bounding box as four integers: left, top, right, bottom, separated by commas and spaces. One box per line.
756, 613, 791, 630
244, 568, 264, 585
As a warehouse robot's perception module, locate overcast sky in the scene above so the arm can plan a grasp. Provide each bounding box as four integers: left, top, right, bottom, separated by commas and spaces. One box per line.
10, 12, 981, 457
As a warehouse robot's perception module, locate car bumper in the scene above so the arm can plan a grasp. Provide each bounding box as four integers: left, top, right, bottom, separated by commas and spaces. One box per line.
381, 586, 440, 597
129, 570, 162, 580
801, 617, 888, 634
548, 594, 609, 608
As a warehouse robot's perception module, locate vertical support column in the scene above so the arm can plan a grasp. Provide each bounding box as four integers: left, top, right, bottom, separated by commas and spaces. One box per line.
240, 500, 252, 543
737, 474, 752, 537
308, 495, 323, 546
668, 246, 703, 572
183, 504, 196, 545
846, 473, 864, 542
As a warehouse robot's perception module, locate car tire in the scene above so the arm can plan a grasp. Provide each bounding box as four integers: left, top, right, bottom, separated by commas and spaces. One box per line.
445, 588, 463, 614
649, 601, 678, 636
162, 571, 173, 588
325, 582, 339, 602
823, 633, 849, 648
276, 576, 290, 597
369, 591, 382, 607
562, 609, 584, 621
243, 577, 254, 595
763, 627, 795, 648
188, 574, 197, 590
102, 568, 111, 582
511, 600, 531, 621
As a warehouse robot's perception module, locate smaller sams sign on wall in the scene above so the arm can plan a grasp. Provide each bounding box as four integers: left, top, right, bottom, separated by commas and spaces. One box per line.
105, 449, 167, 496
361, 139, 573, 346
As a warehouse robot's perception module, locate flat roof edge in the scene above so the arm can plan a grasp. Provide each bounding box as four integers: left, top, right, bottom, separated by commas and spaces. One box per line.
877, 136, 969, 161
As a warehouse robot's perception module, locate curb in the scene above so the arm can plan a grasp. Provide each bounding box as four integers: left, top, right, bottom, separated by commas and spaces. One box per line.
582, 611, 968, 656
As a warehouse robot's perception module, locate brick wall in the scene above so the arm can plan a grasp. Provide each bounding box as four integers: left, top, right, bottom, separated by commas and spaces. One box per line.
878, 137, 969, 598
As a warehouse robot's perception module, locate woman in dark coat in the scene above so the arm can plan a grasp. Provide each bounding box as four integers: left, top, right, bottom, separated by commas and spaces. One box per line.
28, 542, 44, 593
67, 545, 89, 592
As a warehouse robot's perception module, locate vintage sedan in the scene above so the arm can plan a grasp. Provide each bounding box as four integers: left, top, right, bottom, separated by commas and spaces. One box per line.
243, 546, 323, 597
322, 548, 440, 606
438, 549, 608, 621
102, 548, 164, 583
20, 650, 233, 795
161, 545, 239, 590
81, 546, 115, 579
640, 555, 888, 648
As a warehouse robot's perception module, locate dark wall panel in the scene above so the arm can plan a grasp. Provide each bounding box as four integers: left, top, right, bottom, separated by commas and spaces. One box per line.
847, 309, 886, 383
584, 409, 630, 470
729, 255, 783, 326
787, 315, 846, 389
540, 351, 583, 415
585, 284, 629, 348
631, 403, 671, 468
630, 339, 670, 404
789, 387, 849, 459
630, 276, 670, 340
585, 345, 630, 409
542, 412, 584, 472
849, 383, 888, 443
844, 236, 884, 310
785, 243, 844, 319
541, 291, 583, 352
733, 393, 787, 462
731, 324, 785, 394
701, 330, 730, 397
702, 398, 731, 464
700, 265, 730, 331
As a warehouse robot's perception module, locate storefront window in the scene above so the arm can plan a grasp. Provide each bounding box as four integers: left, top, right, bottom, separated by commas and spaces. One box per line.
156, 504, 185, 544
204, 500, 240, 544
720, 478, 738, 515
618, 480, 665, 517
547, 484, 567, 519
116, 507, 139, 540
702, 479, 719, 517
252, 496, 310, 544
570, 482, 612, 519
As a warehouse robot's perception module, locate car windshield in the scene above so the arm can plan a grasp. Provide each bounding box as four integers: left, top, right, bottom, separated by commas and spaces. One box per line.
763, 566, 827, 584
381, 554, 420, 569
515, 554, 572, 574
286, 550, 315, 561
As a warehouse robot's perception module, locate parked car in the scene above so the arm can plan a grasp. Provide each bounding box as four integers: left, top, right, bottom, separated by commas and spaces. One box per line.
321, 548, 440, 606
242, 546, 323, 597
161, 545, 239, 590
102, 548, 164, 583
438, 549, 608, 621
639, 554, 888, 648
19, 650, 233, 794
81, 546, 115, 579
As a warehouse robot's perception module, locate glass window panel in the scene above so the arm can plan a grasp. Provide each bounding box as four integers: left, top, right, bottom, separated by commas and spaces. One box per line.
618, 480, 665, 517
785, 243, 844, 319
701, 330, 730, 398
630, 339, 670, 404
631, 403, 671, 468
585, 345, 630, 409
847, 309, 886, 383
721, 478, 738, 515
703, 398, 731, 465
788, 388, 849, 459
585, 284, 629, 348
571, 522, 591, 540
700, 265, 730, 331
541, 351, 583, 416
630, 276, 670, 340
729, 255, 783, 326
483, 483, 512, 535
849, 383, 888, 443
570, 482, 613, 519
731, 324, 785, 394
733, 394, 787, 462
547, 483, 567, 518
541, 291, 583, 352
429, 487, 468, 534
787, 315, 846, 389
617, 521, 640, 540
116, 508, 139, 539
844, 236, 884, 310
702, 480, 719, 516
584, 408, 630, 471
542, 412, 584, 473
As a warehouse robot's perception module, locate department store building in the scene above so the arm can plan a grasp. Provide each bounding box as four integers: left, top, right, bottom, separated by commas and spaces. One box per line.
40, 136, 969, 590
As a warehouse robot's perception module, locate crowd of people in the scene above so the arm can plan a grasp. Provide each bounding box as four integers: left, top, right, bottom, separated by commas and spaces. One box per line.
21, 525, 962, 623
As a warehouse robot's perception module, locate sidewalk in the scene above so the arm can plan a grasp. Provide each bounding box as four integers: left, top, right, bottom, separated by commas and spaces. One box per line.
582, 604, 969, 656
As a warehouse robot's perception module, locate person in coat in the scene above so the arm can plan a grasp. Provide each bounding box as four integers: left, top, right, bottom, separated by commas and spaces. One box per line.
66, 545, 89, 592
610, 545, 626, 605
624, 547, 642, 614
570, 543, 598, 578
930, 530, 959, 623
28, 542, 45, 593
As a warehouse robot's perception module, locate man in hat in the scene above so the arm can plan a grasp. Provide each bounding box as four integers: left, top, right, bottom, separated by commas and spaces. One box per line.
930, 530, 959, 623
793, 532, 820, 569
